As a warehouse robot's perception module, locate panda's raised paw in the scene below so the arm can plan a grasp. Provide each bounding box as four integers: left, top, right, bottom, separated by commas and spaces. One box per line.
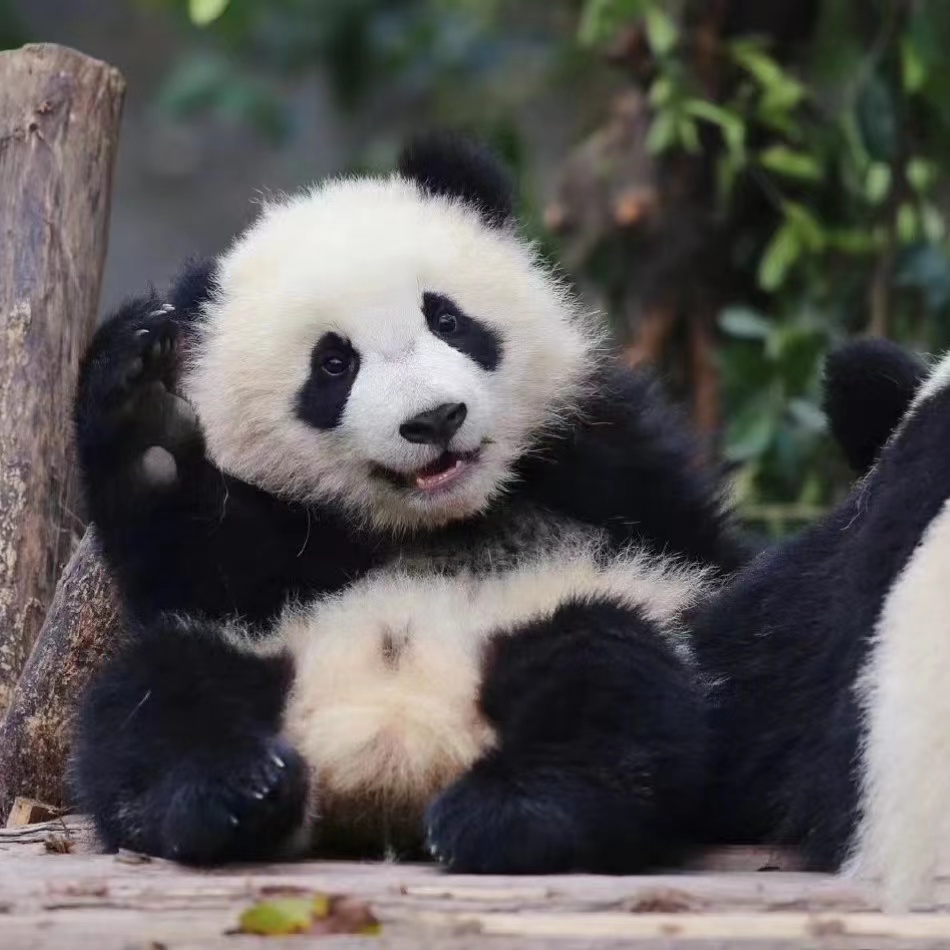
157, 738, 310, 865
100, 309, 180, 409
77, 298, 208, 491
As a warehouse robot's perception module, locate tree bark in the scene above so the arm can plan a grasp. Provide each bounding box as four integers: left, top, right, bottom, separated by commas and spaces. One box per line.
0, 528, 121, 820
0, 44, 124, 709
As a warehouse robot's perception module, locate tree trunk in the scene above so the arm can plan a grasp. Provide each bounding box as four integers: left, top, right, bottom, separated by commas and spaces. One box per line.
0, 44, 124, 710
0, 528, 121, 820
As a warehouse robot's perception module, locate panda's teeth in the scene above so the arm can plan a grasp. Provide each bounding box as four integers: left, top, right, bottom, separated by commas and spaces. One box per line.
414, 457, 466, 492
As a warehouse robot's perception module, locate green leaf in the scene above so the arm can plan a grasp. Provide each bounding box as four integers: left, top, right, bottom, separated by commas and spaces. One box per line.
719, 307, 772, 340
677, 115, 700, 152
648, 76, 674, 107
907, 158, 938, 194
901, 35, 926, 93
644, 6, 678, 56
239, 898, 323, 936
827, 228, 880, 254
731, 39, 806, 115
237, 893, 380, 938
783, 202, 826, 252
188, 0, 230, 27
724, 395, 777, 462
730, 40, 786, 89
646, 110, 677, 154
864, 162, 892, 204
758, 222, 801, 292
758, 145, 822, 182
857, 73, 898, 162
922, 204, 946, 242
684, 99, 746, 161
788, 398, 826, 434
897, 203, 919, 244
577, 0, 614, 46
577, 0, 651, 46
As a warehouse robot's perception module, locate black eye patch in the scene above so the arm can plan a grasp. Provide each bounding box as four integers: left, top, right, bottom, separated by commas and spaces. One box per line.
295, 332, 360, 430
423, 292, 502, 372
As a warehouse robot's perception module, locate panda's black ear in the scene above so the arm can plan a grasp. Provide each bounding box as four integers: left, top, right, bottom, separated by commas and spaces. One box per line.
823, 338, 929, 475
398, 131, 514, 228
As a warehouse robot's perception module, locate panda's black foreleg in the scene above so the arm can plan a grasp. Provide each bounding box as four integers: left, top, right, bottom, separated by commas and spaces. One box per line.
423, 599, 704, 874
74, 295, 327, 624
70, 617, 310, 865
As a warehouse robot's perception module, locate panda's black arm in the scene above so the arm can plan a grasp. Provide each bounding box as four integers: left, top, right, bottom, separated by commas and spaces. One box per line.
425, 599, 704, 873
519, 364, 749, 573
70, 616, 309, 863
75, 295, 381, 624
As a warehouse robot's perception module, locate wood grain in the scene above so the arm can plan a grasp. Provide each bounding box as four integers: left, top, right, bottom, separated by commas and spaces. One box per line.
0, 43, 124, 710
1, 816, 947, 949
0, 528, 121, 819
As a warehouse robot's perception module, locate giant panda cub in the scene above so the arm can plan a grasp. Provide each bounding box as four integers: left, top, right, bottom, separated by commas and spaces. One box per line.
71, 134, 746, 873
692, 337, 950, 908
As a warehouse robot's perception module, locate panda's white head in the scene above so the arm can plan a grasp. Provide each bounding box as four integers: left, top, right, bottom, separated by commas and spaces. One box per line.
183, 134, 600, 532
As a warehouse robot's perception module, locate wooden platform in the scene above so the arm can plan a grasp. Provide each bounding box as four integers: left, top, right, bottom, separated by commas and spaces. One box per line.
4, 816, 950, 948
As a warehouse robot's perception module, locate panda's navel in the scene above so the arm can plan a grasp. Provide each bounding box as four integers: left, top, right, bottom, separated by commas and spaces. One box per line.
380, 624, 411, 670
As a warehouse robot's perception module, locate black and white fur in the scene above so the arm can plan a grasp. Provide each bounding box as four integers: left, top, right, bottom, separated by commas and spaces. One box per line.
71, 133, 746, 872
693, 338, 950, 908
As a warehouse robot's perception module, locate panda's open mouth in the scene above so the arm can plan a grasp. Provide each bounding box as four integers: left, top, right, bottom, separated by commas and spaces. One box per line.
375, 449, 481, 494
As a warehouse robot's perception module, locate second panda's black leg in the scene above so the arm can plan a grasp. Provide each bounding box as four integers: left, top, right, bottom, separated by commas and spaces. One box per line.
70, 617, 310, 865
423, 600, 704, 874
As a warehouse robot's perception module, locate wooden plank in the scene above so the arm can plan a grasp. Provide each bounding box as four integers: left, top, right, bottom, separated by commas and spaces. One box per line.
6, 816, 950, 948
4, 795, 63, 828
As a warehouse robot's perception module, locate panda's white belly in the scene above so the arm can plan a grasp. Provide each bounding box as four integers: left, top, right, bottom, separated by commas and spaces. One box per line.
280, 572, 495, 822
275, 545, 705, 830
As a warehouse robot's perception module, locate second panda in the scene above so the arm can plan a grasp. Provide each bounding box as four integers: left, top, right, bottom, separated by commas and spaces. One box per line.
71, 134, 746, 872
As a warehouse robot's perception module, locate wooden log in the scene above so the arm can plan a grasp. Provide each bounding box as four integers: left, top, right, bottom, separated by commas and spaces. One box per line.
0, 528, 121, 820
0, 44, 124, 710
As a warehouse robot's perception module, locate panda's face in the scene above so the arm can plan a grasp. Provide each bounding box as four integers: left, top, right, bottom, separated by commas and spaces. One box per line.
184, 174, 596, 531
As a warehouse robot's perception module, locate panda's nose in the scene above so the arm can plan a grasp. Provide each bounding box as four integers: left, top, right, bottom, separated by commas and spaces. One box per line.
399, 402, 467, 446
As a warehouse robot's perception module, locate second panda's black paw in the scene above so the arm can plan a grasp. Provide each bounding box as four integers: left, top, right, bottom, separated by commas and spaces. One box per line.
155, 738, 311, 865
424, 767, 590, 875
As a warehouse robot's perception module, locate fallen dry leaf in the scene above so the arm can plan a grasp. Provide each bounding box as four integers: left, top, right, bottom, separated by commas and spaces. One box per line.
236, 893, 380, 937
43, 833, 74, 854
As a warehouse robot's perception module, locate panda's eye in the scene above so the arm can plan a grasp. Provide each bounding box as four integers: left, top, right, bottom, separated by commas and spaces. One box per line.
321, 351, 352, 377
436, 312, 458, 335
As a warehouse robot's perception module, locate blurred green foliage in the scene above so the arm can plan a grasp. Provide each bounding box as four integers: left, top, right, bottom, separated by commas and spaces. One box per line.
7, 0, 950, 532
579, 0, 950, 533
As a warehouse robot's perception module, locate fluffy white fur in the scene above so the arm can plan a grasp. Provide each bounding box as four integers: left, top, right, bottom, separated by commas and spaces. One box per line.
182, 174, 602, 531
849, 351, 950, 910
274, 545, 707, 829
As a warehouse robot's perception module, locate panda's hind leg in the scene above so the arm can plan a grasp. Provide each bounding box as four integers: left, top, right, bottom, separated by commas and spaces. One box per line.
70, 616, 310, 864
424, 599, 704, 874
